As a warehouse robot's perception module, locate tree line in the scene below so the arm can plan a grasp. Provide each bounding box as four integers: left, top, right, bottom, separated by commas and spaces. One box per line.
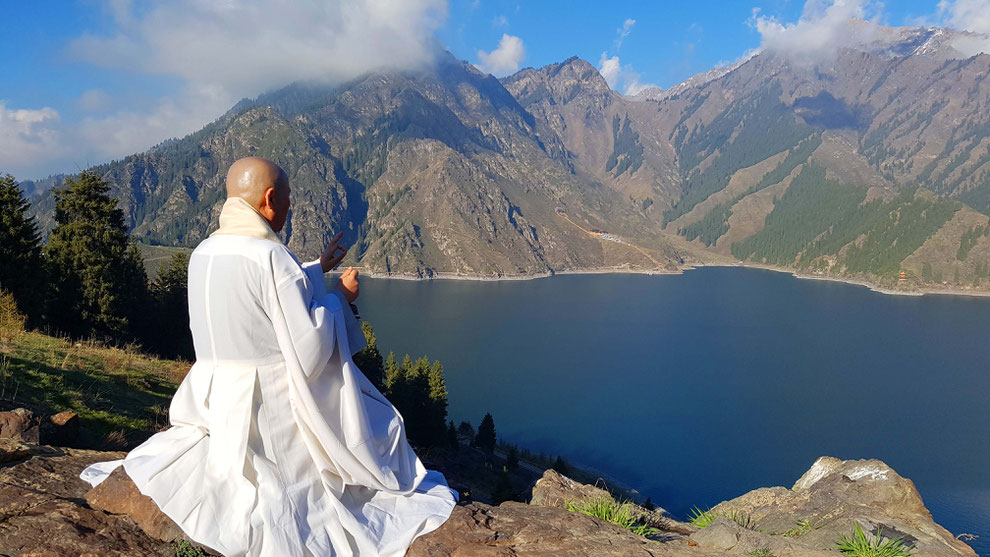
0, 171, 192, 358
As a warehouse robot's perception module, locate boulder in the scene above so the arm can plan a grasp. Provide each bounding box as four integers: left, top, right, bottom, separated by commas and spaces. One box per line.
85, 466, 188, 543
406, 500, 695, 556
43, 410, 81, 446
711, 456, 978, 557
530, 469, 695, 535
0, 407, 41, 442
0, 446, 173, 556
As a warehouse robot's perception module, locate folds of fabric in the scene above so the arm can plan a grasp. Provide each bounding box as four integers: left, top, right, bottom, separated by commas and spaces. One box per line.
79, 234, 457, 556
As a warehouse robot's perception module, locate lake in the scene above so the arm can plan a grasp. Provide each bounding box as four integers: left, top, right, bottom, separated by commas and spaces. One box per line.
349, 267, 990, 554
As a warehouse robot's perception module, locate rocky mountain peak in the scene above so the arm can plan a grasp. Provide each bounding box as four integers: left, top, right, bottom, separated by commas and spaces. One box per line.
500, 56, 612, 108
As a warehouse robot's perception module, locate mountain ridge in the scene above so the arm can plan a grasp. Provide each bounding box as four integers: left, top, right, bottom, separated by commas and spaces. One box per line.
24, 21, 990, 291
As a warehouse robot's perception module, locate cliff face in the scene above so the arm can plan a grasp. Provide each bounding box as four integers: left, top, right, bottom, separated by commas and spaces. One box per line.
0, 440, 976, 556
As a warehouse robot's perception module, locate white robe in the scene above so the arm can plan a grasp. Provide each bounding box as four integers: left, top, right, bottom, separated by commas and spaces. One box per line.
80, 200, 458, 556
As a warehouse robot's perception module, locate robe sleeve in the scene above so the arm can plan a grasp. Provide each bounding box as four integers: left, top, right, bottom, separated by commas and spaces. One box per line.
271, 253, 342, 379
301, 258, 366, 356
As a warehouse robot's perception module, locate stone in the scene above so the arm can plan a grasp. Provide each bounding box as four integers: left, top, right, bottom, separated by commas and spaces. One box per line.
711, 456, 978, 557
0, 407, 41, 443
529, 468, 695, 535
406, 500, 692, 556
44, 410, 81, 446
0, 447, 173, 556
85, 466, 188, 543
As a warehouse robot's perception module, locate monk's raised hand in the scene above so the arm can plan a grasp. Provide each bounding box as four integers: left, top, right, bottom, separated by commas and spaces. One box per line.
320, 232, 347, 272
337, 267, 359, 303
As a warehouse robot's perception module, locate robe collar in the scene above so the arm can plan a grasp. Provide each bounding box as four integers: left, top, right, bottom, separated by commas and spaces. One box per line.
211, 196, 282, 243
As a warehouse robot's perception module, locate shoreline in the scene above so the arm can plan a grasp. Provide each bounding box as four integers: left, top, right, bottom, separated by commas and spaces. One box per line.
342, 264, 990, 299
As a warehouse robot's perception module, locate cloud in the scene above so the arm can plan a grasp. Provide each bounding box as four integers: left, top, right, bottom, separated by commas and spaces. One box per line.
748, 0, 883, 63
476, 33, 525, 76
0, 103, 65, 176
615, 18, 636, 49
3, 0, 448, 178
936, 0, 990, 55
76, 89, 111, 112
597, 53, 659, 96
492, 15, 508, 27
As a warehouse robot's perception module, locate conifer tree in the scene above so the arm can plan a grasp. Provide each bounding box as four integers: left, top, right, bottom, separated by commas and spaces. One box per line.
45, 171, 148, 340
505, 445, 519, 470
353, 322, 385, 390
383, 351, 401, 390
446, 420, 459, 450
474, 412, 496, 453
0, 174, 45, 324
149, 252, 193, 359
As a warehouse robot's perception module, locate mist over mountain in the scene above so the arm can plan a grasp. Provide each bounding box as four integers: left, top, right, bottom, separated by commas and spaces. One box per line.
31, 21, 990, 287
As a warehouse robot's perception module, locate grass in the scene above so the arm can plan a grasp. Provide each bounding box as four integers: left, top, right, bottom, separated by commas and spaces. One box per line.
746, 548, 774, 557
565, 495, 661, 538
836, 523, 913, 557
783, 519, 817, 537
0, 330, 188, 448
687, 505, 754, 529
172, 540, 213, 556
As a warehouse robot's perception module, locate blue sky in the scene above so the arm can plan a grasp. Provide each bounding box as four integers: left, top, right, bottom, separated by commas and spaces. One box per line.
0, 0, 979, 179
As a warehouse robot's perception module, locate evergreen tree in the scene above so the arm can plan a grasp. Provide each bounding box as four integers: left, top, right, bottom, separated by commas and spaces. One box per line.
491, 466, 517, 505
446, 420, 459, 450
149, 253, 193, 359
383, 351, 401, 390
457, 420, 475, 442
505, 445, 519, 470
474, 412, 496, 453
552, 455, 570, 476
353, 322, 385, 391
44, 171, 148, 340
0, 174, 45, 324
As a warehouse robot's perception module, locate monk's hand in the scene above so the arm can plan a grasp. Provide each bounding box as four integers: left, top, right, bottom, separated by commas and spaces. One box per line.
337, 267, 359, 303
320, 232, 347, 272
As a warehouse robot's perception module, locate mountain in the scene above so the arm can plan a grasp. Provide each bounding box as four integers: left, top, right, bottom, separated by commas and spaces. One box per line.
29, 23, 990, 288
500, 23, 990, 290
33, 53, 683, 278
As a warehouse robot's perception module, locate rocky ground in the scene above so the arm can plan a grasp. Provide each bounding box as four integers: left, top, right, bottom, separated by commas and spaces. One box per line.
0, 405, 978, 557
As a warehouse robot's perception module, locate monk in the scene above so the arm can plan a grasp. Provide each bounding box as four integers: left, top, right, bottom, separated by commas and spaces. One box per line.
81, 156, 458, 556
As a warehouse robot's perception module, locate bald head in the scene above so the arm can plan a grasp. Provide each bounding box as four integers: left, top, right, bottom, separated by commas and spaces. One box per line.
225, 156, 292, 232
225, 156, 288, 208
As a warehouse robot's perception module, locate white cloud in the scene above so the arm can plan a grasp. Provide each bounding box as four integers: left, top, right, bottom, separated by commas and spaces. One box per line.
493, 15, 508, 27
4, 0, 449, 178
615, 18, 636, 49
936, 0, 990, 55
597, 53, 659, 96
748, 0, 883, 64
476, 33, 525, 76
76, 89, 111, 112
0, 103, 65, 176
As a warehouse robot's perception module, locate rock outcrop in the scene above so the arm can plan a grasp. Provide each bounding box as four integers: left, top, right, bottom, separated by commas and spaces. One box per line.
710, 456, 978, 557
0, 445, 977, 556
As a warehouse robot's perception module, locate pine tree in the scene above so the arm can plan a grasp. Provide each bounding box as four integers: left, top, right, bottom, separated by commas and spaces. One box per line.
506, 445, 519, 470
446, 420, 459, 450
353, 322, 385, 391
383, 351, 401, 390
474, 412, 496, 453
44, 171, 148, 340
0, 174, 45, 324
457, 421, 475, 443
552, 455, 570, 475
149, 252, 192, 359
492, 466, 517, 505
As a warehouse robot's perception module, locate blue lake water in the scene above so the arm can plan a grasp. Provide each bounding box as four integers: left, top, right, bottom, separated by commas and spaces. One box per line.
350, 267, 990, 554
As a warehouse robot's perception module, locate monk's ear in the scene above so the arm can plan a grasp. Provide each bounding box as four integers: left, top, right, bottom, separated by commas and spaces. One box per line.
261, 187, 275, 209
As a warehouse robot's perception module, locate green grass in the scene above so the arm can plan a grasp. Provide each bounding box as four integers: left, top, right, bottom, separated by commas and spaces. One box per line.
783, 519, 816, 537
687, 505, 754, 529
173, 540, 213, 556
836, 523, 913, 557
1, 330, 187, 447
745, 548, 774, 557
565, 495, 661, 538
